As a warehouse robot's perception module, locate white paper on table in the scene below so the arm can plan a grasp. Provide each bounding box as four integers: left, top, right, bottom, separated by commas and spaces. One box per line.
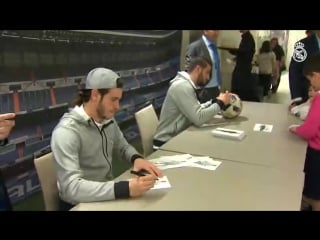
188, 156, 222, 171
253, 123, 273, 133
150, 176, 171, 190
149, 154, 222, 171
149, 154, 195, 170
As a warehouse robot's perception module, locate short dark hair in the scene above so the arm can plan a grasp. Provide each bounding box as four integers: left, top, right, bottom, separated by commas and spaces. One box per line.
260, 40, 271, 53
303, 52, 320, 77
188, 56, 212, 72
306, 30, 314, 35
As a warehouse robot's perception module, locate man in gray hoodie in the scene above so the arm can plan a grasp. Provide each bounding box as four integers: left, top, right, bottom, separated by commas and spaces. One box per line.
51, 68, 162, 210
153, 57, 231, 148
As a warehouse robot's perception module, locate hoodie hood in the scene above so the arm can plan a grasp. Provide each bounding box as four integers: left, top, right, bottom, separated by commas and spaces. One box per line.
58, 105, 113, 129
170, 71, 199, 89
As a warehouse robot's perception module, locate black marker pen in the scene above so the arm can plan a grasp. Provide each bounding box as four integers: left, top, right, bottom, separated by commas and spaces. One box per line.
130, 170, 158, 180
217, 129, 238, 134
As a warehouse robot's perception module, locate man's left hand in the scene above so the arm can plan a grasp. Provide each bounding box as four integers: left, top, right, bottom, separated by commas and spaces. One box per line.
133, 158, 163, 178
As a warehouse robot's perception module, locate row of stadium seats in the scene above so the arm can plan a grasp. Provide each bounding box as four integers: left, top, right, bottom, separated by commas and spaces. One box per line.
0, 63, 177, 113
1, 30, 176, 47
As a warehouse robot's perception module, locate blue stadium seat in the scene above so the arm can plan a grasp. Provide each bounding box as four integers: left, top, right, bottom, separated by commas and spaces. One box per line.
24, 139, 51, 157
137, 73, 151, 87
9, 127, 37, 141
55, 86, 78, 105
0, 93, 14, 113
19, 89, 51, 111
41, 120, 59, 136
0, 148, 19, 167
148, 71, 161, 83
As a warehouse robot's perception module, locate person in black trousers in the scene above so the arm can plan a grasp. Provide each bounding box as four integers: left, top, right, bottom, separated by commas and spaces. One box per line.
229, 30, 256, 101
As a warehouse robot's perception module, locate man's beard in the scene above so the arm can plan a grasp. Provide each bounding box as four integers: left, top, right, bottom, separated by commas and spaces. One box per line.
197, 81, 208, 87
96, 104, 107, 121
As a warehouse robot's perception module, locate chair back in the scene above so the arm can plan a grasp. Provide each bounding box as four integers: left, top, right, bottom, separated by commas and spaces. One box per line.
134, 104, 159, 157
34, 152, 59, 211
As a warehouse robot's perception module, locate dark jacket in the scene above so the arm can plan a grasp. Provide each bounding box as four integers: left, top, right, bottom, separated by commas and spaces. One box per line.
289, 33, 320, 101
184, 38, 212, 71
229, 31, 256, 91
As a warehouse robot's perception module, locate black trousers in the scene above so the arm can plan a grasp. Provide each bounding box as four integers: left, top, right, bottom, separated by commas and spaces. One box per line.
258, 74, 272, 96
153, 139, 166, 149
59, 198, 75, 211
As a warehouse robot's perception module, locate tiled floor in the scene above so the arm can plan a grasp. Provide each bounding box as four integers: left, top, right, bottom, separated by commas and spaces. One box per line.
265, 72, 291, 105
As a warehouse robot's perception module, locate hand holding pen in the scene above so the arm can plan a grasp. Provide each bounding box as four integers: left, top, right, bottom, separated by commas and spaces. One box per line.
129, 169, 158, 197
130, 169, 159, 180
133, 158, 163, 178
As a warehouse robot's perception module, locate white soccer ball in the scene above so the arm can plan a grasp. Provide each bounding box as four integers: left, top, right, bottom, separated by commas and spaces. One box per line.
221, 94, 243, 119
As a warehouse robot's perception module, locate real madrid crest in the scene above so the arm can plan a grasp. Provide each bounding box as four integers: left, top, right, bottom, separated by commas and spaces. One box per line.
293, 42, 307, 62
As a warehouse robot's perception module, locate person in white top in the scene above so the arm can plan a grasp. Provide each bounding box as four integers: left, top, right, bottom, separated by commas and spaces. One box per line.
255, 40, 277, 97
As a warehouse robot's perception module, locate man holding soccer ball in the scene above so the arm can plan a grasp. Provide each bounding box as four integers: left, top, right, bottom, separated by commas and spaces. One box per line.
153, 56, 231, 149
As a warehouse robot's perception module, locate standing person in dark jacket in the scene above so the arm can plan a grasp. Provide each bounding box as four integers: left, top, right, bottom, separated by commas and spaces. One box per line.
185, 30, 221, 102
0, 113, 15, 146
289, 31, 320, 102
229, 30, 256, 101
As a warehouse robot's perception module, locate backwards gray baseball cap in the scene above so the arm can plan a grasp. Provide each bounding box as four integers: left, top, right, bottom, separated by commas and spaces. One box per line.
85, 68, 120, 89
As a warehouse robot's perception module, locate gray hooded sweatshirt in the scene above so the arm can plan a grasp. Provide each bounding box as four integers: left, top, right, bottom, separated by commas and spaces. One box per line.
154, 71, 222, 144
51, 105, 141, 205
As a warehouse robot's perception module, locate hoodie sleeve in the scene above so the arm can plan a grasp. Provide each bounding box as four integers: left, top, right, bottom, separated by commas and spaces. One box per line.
170, 83, 221, 127
296, 95, 320, 140
51, 126, 128, 204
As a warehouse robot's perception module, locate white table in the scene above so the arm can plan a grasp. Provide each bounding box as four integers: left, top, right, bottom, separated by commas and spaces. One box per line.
71, 150, 304, 211
160, 101, 306, 172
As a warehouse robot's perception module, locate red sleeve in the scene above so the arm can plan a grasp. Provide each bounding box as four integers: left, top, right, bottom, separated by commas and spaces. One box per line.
296, 94, 320, 140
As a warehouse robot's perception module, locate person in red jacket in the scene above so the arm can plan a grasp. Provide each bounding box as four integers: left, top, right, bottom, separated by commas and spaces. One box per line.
289, 52, 320, 211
